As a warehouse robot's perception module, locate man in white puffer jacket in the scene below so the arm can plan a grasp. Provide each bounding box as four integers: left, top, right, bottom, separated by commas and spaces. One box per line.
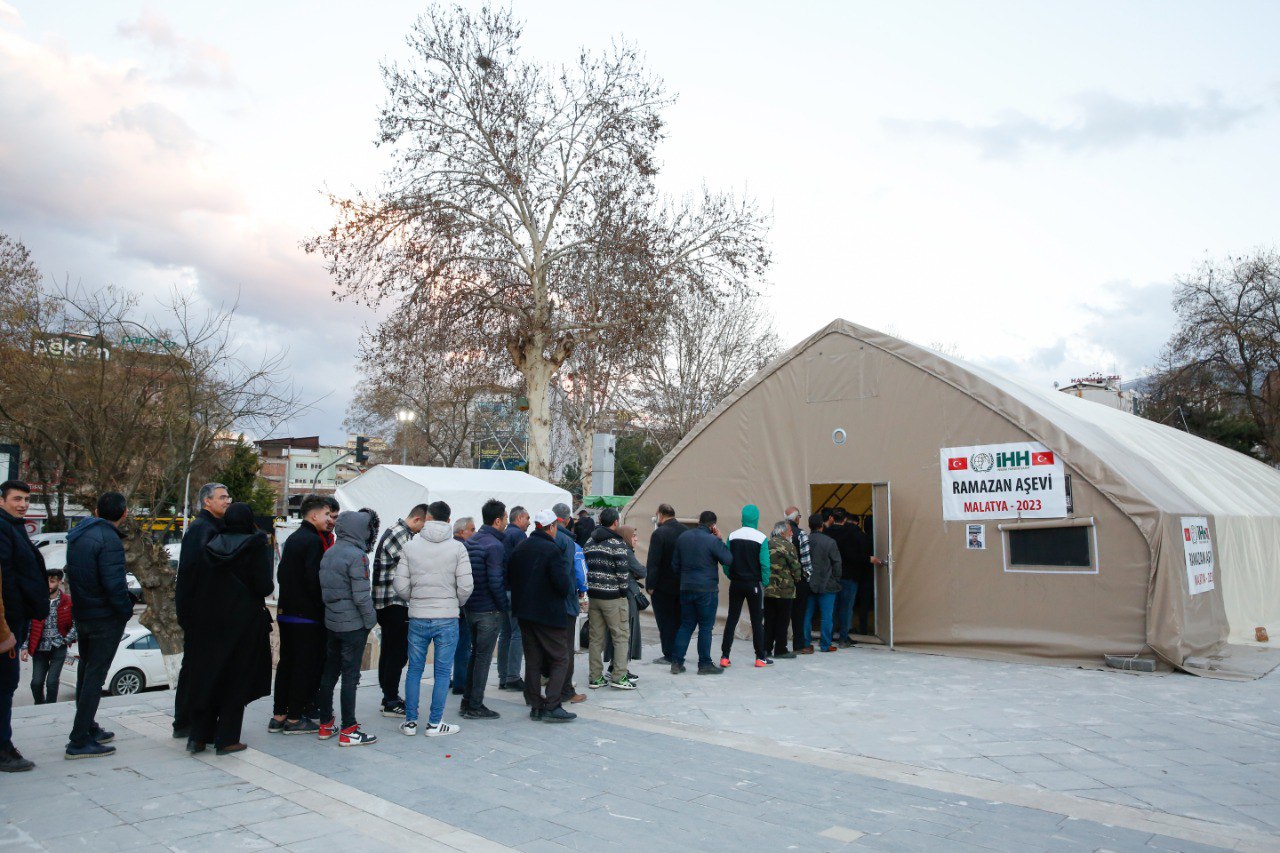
393, 500, 473, 738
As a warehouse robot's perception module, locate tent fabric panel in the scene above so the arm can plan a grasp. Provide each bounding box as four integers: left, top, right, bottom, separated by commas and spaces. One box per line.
336, 465, 571, 539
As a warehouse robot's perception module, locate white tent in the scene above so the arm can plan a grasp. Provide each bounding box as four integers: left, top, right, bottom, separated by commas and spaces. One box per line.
335, 465, 571, 531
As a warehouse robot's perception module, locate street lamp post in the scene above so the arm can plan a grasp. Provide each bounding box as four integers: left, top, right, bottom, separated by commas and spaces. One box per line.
396, 409, 416, 465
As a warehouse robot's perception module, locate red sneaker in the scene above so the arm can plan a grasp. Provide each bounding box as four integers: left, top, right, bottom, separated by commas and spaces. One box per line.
719, 657, 731, 668
318, 718, 337, 740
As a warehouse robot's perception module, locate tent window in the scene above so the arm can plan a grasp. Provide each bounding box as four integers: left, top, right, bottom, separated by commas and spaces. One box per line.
1005, 525, 1095, 573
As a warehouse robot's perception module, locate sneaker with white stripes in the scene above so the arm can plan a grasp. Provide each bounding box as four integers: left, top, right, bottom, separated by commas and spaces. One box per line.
424, 721, 460, 738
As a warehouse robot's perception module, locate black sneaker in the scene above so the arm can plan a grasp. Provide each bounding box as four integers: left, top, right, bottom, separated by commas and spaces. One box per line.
0, 745, 34, 772
65, 740, 117, 760
185, 738, 206, 754
172, 725, 190, 739
267, 718, 285, 734
462, 705, 501, 720
499, 678, 525, 691
670, 662, 686, 674
529, 708, 544, 721
91, 725, 115, 745
282, 718, 320, 736
542, 707, 577, 723
459, 701, 472, 716
697, 664, 723, 675
651, 656, 672, 665
381, 700, 406, 718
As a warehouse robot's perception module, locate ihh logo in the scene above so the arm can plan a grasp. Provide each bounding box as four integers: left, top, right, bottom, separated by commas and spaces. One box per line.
1184, 524, 1210, 544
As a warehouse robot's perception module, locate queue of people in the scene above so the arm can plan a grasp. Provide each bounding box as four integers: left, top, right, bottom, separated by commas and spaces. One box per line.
0, 474, 878, 770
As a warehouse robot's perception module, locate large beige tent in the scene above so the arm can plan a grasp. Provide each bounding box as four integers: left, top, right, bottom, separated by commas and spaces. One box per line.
622, 320, 1280, 678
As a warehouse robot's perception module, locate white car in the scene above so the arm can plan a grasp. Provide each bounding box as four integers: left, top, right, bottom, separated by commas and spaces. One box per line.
42, 543, 143, 604
31, 531, 68, 549
62, 623, 168, 696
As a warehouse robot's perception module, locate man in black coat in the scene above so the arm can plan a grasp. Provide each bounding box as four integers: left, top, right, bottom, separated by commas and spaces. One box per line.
269, 494, 331, 735
172, 482, 230, 737
574, 510, 595, 547
0, 480, 47, 772
508, 510, 575, 722
644, 503, 685, 665
64, 491, 134, 759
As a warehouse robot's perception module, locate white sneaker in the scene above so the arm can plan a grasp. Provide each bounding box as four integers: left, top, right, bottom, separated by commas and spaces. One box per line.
400, 720, 418, 737
424, 721, 459, 737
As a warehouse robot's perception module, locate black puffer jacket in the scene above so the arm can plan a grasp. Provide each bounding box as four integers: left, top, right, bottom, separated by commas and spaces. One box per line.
645, 519, 686, 594
65, 517, 131, 622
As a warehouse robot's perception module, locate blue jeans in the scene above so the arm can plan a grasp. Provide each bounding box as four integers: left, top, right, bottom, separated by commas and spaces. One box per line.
672, 590, 718, 668
496, 594, 523, 684
805, 592, 837, 649
450, 615, 470, 690
835, 580, 858, 638
406, 618, 458, 726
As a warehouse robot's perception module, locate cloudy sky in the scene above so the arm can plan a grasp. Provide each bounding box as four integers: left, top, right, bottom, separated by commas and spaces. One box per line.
3, 1, 1278, 443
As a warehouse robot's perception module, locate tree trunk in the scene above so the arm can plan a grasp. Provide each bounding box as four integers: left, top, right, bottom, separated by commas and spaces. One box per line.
524, 358, 557, 481
123, 522, 184, 665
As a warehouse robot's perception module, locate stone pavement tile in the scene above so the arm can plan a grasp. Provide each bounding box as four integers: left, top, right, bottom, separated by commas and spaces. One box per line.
929, 756, 1012, 780
284, 831, 402, 853
992, 753, 1067, 773
1079, 766, 1168, 789
1068, 787, 1153, 809
856, 828, 992, 851
1160, 749, 1241, 767
517, 839, 574, 853
101, 791, 207, 823
460, 805, 576, 846
1016, 769, 1108, 791
1144, 833, 1236, 853
1050, 750, 1123, 773
1187, 780, 1278, 808
185, 781, 277, 809
71, 775, 175, 807
1106, 750, 1189, 770
38, 822, 153, 852
133, 808, 241, 843
1045, 815, 1156, 848
246, 812, 355, 846
168, 828, 277, 851
211, 794, 311, 825
0, 774, 75, 804
1228, 804, 1280, 830
5, 795, 124, 840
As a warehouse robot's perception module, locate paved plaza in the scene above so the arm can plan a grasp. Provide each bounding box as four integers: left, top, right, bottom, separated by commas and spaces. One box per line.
2, 641, 1279, 851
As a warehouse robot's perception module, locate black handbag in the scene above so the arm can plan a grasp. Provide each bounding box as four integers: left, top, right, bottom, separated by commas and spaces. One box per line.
630, 578, 650, 611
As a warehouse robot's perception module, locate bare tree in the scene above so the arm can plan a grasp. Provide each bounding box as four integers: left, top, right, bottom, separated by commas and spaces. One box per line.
1153, 250, 1280, 462
346, 301, 516, 467
0, 276, 308, 661
307, 5, 769, 479
629, 288, 782, 454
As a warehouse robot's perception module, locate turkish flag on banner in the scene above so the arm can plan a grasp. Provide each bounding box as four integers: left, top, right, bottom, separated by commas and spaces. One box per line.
948, 457, 968, 471
1032, 451, 1055, 466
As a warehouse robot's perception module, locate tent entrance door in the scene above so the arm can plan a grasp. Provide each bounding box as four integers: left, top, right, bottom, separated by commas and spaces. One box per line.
871, 481, 894, 650
809, 482, 888, 646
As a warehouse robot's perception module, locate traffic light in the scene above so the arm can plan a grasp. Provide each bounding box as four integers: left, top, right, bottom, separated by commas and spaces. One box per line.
354, 435, 369, 464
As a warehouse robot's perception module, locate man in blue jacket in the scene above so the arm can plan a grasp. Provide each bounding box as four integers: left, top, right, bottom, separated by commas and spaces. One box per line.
553, 503, 588, 705
497, 506, 528, 691
461, 499, 508, 720
65, 492, 134, 759
670, 510, 733, 675
0, 480, 48, 772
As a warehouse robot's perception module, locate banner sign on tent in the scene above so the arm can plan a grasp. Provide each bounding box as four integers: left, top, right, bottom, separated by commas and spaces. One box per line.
940, 442, 1068, 521
1180, 516, 1215, 595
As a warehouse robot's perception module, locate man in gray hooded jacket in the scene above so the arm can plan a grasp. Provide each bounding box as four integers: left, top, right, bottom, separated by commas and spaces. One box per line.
316, 510, 379, 747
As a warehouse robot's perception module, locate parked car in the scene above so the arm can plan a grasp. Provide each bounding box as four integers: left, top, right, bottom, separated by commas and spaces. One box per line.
41, 544, 143, 604
61, 622, 168, 696
30, 531, 68, 549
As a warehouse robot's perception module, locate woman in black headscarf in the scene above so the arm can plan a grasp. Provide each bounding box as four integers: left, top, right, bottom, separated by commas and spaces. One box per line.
186, 502, 273, 755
